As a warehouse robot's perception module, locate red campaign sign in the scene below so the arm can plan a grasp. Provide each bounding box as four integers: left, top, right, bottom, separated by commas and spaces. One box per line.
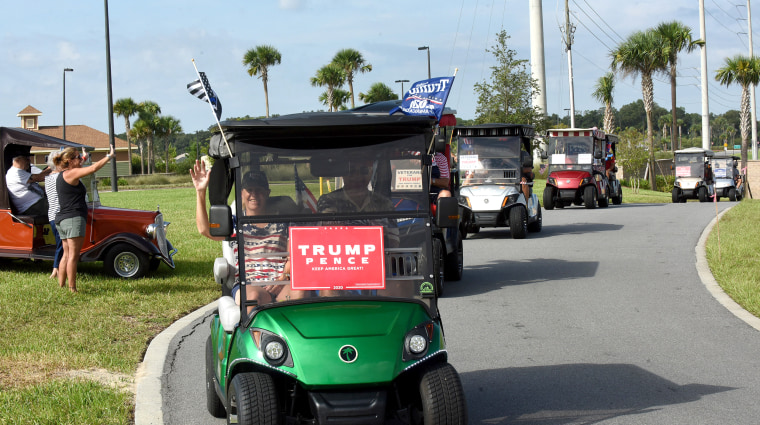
289, 226, 386, 291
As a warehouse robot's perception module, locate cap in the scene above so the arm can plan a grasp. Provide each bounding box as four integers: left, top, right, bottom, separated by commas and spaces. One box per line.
241, 171, 269, 190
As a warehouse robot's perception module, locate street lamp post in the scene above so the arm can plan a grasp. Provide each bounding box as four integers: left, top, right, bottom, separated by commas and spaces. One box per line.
63, 68, 73, 141
395, 79, 409, 100
417, 46, 430, 79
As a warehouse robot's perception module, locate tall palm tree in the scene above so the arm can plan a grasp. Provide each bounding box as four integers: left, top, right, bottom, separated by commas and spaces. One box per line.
592, 72, 615, 134
359, 82, 399, 104
113, 97, 139, 175
311, 64, 346, 112
130, 120, 150, 174
242, 45, 282, 118
331, 49, 372, 109
136, 101, 161, 174
157, 116, 182, 173
611, 29, 669, 190
715, 55, 760, 170
655, 21, 704, 151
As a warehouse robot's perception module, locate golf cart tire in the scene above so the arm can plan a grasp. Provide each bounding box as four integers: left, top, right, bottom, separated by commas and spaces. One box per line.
698, 186, 708, 202
419, 362, 468, 425
509, 206, 528, 239
611, 183, 623, 205
444, 237, 464, 281
527, 203, 542, 233
104, 243, 149, 279
543, 187, 555, 210
227, 372, 280, 425
729, 187, 737, 202
598, 193, 609, 208
583, 186, 597, 209
433, 238, 445, 296
205, 336, 226, 418
671, 187, 680, 203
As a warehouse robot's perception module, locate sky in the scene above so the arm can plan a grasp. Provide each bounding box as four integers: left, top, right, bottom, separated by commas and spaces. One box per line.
1, 0, 758, 136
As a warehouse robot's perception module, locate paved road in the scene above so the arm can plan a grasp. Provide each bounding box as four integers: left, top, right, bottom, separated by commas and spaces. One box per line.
148, 202, 760, 424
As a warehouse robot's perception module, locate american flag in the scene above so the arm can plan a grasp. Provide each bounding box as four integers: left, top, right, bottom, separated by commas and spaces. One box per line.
187, 72, 222, 120
295, 165, 318, 213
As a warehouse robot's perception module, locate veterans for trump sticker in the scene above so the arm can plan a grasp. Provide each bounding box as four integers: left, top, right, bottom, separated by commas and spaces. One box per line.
289, 226, 386, 291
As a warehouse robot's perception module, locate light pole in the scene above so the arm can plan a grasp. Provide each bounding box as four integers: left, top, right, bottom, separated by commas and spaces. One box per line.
417, 46, 430, 79
63, 68, 73, 141
395, 79, 409, 100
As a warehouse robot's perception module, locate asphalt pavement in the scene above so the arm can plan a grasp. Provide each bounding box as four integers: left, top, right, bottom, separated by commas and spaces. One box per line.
134, 202, 760, 425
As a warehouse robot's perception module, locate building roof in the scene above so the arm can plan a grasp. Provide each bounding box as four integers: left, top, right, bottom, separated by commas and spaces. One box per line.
31, 125, 128, 150
17, 105, 42, 116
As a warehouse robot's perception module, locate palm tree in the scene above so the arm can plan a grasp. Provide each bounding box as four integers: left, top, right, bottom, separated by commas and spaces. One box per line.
715, 55, 760, 170
130, 120, 150, 174
319, 88, 350, 111
113, 97, 139, 175
359, 82, 398, 104
136, 101, 161, 174
655, 21, 704, 151
311, 64, 346, 112
592, 72, 615, 134
242, 45, 282, 118
331, 49, 372, 109
611, 29, 669, 190
156, 116, 182, 173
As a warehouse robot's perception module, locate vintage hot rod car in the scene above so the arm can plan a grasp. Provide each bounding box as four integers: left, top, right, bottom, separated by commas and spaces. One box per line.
0, 126, 176, 278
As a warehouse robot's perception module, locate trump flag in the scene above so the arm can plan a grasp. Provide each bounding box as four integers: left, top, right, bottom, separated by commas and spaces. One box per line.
389, 76, 455, 121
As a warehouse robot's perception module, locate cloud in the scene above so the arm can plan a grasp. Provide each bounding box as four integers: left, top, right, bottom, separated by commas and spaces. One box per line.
279, 0, 302, 10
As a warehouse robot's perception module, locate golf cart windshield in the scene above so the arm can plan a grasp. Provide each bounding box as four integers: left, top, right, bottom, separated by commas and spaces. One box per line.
545, 136, 594, 173
675, 153, 706, 178
232, 135, 435, 308
711, 157, 736, 179
458, 135, 521, 186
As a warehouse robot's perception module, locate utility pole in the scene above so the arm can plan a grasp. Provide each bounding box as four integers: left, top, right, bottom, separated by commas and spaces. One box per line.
699, 0, 710, 150
749, 0, 758, 160
562, 0, 576, 128
529, 0, 547, 118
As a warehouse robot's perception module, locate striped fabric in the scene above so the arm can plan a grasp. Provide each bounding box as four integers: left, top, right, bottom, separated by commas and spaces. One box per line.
44, 172, 60, 222
230, 222, 289, 284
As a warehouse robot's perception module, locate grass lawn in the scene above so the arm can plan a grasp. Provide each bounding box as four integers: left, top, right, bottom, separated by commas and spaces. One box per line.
0, 181, 754, 424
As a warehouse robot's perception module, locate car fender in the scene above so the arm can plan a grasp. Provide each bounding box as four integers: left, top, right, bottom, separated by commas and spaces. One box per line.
80, 233, 160, 263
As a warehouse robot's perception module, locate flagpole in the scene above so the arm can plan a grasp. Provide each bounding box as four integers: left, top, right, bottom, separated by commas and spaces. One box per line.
428, 68, 459, 155
192, 58, 232, 157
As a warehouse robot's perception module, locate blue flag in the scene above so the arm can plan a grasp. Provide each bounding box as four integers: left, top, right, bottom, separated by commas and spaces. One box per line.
389, 76, 455, 121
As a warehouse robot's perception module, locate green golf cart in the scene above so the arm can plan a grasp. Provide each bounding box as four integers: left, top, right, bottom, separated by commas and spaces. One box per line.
204, 112, 467, 425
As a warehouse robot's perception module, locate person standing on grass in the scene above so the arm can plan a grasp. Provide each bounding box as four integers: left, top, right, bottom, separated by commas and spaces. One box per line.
54, 145, 114, 293
44, 150, 68, 279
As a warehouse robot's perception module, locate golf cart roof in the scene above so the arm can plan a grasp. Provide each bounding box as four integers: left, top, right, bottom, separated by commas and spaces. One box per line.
1, 126, 91, 210
712, 152, 739, 160
605, 133, 618, 143
675, 147, 714, 157
210, 112, 437, 158
546, 128, 606, 139
453, 123, 534, 137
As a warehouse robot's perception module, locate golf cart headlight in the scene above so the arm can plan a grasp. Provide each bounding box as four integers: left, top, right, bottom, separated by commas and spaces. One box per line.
408, 334, 427, 354
580, 177, 592, 185
459, 195, 471, 208
547, 177, 556, 185
251, 329, 292, 367
265, 341, 284, 360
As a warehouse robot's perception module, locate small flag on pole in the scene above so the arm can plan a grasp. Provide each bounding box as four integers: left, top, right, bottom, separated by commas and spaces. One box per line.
295, 165, 318, 213
389, 76, 455, 121
187, 72, 222, 120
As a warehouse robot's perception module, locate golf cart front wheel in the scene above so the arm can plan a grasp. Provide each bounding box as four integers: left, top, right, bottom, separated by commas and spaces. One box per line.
672, 187, 681, 203
419, 363, 468, 425
729, 187, 737, 202
227, 372, 280, 425
583, 185, 597, 209
543, 187, 555, 210
205, 336, 225, 418
509, 206, 528, 239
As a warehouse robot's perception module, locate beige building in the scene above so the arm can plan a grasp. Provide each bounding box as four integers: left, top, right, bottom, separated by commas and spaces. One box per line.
17, 105, 132, 177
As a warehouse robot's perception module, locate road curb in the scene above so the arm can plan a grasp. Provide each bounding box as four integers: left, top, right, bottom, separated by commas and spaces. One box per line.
134, 301, 217, 425
696, 206, 760, 332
